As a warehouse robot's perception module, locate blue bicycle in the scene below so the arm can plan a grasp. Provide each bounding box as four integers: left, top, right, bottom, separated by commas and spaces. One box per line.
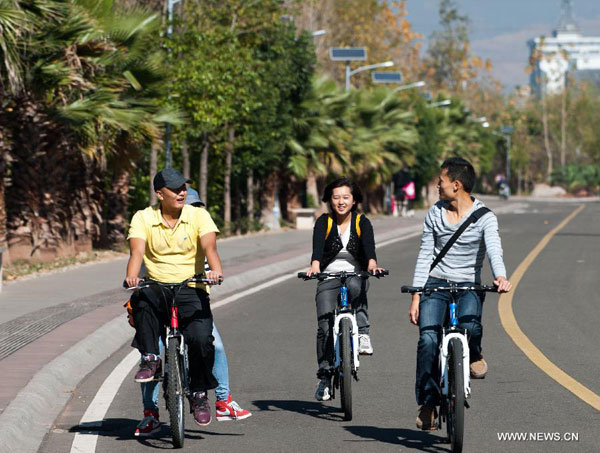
299, 270, 388, 421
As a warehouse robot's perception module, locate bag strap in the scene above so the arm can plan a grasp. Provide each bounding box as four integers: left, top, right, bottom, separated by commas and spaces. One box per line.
325, 213, 362, 240
325, 216, 333, 240
429, 207, 491, 272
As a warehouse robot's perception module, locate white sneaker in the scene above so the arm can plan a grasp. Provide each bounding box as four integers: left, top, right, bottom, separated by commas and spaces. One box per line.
359, 334, 373, 355
314, 378, 331, 401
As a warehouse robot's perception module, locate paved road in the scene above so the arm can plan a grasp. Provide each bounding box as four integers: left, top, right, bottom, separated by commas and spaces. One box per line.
40, 200, 600, 453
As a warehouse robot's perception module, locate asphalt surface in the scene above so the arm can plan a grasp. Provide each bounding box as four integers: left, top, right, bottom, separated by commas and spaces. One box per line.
40, 199, 600, 453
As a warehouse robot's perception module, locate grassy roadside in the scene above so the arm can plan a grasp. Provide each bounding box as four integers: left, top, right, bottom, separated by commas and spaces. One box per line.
3, 250, 128, 282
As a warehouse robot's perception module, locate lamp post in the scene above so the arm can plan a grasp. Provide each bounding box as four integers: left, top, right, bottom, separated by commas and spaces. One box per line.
164, 0, 182, 168
501, 126, 514, 190
393, 80, 426, 92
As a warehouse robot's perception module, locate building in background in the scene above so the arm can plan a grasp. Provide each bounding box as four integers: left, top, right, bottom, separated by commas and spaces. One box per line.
528, 0, 600, 96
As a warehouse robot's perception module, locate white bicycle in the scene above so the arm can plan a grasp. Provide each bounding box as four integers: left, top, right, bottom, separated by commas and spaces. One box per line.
299, 270, 388, 421
401, 283, 498, 453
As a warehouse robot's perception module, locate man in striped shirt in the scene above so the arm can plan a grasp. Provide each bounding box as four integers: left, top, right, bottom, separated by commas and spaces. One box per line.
409, 157, 512, 430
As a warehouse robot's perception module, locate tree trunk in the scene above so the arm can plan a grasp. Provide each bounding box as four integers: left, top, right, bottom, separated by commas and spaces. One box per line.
560, 85, 566, 167
260, 171, 280, 231
247, 171, 254, 226
223, 127, 235, 233
199, 136, 209, 203
278, 174, 290, 222
306, 172, 319, 207
181, 139, 190, 179
105, 168, 130, 250
0, 156, 8, 264
150, 142, 158, 205
541, 86, 553, 182
234, 183, 242, 235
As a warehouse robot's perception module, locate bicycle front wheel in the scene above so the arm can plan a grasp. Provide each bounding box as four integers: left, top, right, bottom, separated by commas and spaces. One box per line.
167, 337, 185, 448
339, 318, 353, 421
447, 337, 465, 453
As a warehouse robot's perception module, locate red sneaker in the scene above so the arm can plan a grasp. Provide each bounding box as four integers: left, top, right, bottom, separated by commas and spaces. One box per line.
134, 409, 161, 437
215, 395, 252, 421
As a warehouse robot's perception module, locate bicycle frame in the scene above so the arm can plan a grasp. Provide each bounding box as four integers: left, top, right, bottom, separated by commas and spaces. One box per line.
439, 298, 471, 400
125, 275, 220, 394
165, 302, 190, 397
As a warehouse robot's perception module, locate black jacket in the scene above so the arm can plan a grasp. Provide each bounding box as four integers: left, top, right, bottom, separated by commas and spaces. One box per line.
311, 212, 377, 271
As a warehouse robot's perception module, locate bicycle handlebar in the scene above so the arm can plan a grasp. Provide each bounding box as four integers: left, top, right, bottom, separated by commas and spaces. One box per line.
298, 270, 389, 281
124, 275, 222, 290
401, 284, 498, 294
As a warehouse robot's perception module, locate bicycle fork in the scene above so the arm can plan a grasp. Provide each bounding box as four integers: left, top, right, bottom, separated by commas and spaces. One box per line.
167, 305, 190, 398
439, 330, 471, 399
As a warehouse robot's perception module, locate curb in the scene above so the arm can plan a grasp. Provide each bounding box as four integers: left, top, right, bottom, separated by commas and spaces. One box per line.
0, 223, 423, 452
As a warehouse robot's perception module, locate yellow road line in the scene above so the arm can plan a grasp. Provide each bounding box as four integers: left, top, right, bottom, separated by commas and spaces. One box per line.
497, 204, 600, 411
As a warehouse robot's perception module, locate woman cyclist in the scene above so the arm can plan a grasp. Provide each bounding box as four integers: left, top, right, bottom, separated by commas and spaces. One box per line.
306, 177, 385, 401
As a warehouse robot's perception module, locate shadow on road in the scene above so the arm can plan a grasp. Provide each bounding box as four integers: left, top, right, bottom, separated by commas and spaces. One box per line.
69, 418, 243, 450
253, 399, 345, 421
344, 426, 450, 452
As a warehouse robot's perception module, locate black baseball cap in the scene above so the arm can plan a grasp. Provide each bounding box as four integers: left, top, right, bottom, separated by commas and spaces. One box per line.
153, 168, 192, 191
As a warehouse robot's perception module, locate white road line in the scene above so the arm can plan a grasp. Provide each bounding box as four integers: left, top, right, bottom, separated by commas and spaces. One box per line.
70, 350, 139, 452
70, 228, 420, 453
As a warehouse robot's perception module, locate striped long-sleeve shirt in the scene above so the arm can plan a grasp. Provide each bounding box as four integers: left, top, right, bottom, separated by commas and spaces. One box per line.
412, 198, 507, 287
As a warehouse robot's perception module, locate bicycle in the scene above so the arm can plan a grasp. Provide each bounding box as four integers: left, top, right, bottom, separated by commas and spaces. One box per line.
401, 283, 497, 453
298, 270, 388, 421
126, 274, 220, 448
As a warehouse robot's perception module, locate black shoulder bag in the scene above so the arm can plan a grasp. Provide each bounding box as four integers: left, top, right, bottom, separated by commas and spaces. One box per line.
429, 207, 491, 272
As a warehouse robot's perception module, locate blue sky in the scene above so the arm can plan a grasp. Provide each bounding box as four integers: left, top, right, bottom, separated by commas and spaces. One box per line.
404, 0, 600, 89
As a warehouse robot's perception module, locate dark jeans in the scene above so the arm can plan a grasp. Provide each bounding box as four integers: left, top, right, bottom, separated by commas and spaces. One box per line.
415, 277, 484, 406
131, 284, 218, 392
315, 276, 369, 379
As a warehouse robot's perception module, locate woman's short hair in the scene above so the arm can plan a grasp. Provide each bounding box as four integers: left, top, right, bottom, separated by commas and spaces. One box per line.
322, 177, 363, 212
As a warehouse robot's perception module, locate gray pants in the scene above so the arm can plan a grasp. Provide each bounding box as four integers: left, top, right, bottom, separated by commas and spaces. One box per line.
315, 276, 369, 378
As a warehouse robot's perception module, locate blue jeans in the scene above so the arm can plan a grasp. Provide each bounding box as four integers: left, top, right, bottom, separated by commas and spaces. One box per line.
142, 323, 229, 411
415, 278, 484, 406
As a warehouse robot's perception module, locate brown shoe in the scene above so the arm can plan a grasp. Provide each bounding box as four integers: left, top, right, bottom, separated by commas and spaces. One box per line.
416, 405, 438, 430
470, 357, 488, 379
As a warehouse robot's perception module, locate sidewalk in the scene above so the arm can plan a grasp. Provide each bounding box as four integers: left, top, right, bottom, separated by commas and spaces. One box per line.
0, 212, 429, 452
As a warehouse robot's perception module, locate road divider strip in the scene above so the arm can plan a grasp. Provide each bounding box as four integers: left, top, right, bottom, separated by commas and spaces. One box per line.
497, 204, 600, 411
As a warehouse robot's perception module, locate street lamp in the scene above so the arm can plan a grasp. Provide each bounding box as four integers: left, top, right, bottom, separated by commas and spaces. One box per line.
428, 99, 452, 108
469, 116, 489, 128
345, 60, 394, 91
164, 0, 182, 168
329, 48, 394, 92
393, 80, 426, 92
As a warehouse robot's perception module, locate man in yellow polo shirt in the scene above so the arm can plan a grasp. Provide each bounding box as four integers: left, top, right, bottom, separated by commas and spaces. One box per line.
125, 168, 224, 426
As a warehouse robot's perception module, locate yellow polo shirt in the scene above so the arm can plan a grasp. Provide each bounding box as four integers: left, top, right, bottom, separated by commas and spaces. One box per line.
127, 205, 219, 291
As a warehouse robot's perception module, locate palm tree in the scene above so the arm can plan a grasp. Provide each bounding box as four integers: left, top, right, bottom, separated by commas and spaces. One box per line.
2, 0, 176, 260
287, 75, 352, 206
346, 87, 418, 210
